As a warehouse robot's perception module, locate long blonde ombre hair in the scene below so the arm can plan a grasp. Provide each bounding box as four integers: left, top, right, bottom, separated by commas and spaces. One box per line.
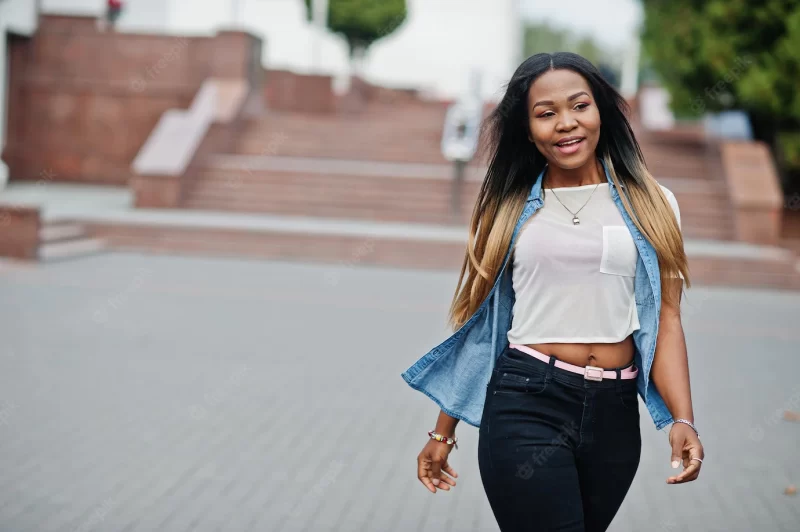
448, 53, 690, 330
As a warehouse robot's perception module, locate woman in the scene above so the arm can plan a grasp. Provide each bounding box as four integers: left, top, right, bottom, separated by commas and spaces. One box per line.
401, 52, 705, 531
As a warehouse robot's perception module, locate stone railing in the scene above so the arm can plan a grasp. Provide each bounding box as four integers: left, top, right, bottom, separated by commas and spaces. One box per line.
719, 141, 785, 246
131, 78, 250, 208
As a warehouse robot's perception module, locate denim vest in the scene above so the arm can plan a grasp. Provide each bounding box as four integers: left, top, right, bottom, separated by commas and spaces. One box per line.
401, 160, 674, 430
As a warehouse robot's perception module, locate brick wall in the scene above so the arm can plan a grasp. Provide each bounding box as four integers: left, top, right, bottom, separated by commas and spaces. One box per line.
2, 15, 262, 185
720, 141, 785, 245
0, 206, 40, 260
263, 69, 335, 114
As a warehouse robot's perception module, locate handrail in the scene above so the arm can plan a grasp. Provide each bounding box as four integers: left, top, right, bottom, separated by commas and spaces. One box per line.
132, 78, 248, 177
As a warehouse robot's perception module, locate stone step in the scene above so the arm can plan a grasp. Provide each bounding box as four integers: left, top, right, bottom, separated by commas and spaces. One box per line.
64, 210, 800, 291
183, 163, 736, 240
182, 193, 733, 239
38, 237, 106, 262
784, 238, 800, 255
39, 222, 86, 242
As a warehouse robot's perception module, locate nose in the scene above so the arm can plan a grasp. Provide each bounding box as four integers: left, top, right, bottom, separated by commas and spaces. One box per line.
556, 114, 578, 132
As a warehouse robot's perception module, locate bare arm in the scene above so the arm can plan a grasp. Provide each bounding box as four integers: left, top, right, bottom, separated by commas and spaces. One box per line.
435, 409, 460, 438
650, 278, 704, 484
650, 278, 693, 422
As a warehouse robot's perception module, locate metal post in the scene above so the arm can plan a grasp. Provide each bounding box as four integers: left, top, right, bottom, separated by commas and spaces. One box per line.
311, 0, 328, 72
451, 159, 466, 222
231, 0, 241, 26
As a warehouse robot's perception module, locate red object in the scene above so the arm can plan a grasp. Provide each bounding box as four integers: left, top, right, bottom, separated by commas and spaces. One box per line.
108, 0, 123, 9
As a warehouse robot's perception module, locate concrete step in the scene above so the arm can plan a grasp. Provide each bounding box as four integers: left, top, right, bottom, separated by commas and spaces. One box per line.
234, 107, 450, 163
38, 237, 106, 262
39, 222, 86, 242
784, 238, 800, 255
183, 163, 736, 240
61, 209, 800, 291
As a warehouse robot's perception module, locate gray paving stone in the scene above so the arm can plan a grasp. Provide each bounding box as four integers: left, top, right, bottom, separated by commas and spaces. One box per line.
1, 252, 799, 532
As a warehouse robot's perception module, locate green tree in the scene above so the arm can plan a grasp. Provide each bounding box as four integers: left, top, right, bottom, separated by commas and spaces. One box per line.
523, 23, 569, 57
304, 0, 407, 59
639, 0, 800, 185
523, 23, 611, 69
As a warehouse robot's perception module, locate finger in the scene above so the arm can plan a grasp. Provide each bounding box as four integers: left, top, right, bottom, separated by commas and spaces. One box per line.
683, 449, 693, 469
442, 461, 459, 479
667, 461, 701, 484
434, 479, 452, 491
430, 460, 443, 487
417, 458, 437, 493
437, 470, 457, 487
670, 435, 685, 469
684, 442, 704, 470
668, 469, 700, 484
418, 476, 437, 493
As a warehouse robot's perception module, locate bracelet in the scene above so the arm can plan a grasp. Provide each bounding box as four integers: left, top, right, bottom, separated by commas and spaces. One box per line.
428, 430, 458, 450
673, 418, 699, 437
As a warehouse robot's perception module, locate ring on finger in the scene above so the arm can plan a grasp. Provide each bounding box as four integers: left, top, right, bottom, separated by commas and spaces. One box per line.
690, 457, 703, 464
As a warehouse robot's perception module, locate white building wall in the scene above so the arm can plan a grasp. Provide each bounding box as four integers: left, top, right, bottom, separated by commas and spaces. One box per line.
366, 0, 522, 100
37, 0, 521, 101
41, 0, 171, 32
234, 0, 522, 101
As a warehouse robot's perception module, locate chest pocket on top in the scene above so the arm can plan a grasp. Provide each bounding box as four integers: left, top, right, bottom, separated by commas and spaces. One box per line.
599, 226, 638, 277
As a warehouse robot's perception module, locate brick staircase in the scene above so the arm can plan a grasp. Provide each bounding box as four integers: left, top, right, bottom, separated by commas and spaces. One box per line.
179, 102, 736, 240
784, 209, 800, 254
182, 160, 479, 226
0, 204, 106, 262
73, 100, 800, 290
38, 221, 105, 262
232, 102, 455, 164
182, 158, 737, 242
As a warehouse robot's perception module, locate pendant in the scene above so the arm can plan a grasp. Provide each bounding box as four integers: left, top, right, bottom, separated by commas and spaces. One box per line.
572, 216, 580, 225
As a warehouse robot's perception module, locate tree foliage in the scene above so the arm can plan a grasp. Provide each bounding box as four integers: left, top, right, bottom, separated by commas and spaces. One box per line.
523, 23, 617, 86
640, 0, 800, 179
303, 0, 407, 58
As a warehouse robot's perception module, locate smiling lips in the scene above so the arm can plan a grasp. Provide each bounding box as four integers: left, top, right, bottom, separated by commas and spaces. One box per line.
554, 136, 585, 154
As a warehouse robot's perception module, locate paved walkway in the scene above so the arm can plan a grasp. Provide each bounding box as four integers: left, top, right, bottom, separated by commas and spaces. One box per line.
1, 252, 799, 531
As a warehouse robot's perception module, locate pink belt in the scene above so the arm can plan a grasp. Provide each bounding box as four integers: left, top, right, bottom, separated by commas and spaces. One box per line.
508, 344, 638, 381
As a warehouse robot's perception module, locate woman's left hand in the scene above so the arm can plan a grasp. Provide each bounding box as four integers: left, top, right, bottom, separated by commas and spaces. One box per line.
666, 423, 704, 484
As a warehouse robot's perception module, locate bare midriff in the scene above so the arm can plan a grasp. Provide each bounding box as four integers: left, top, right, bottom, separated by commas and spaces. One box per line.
524, 334, 635, 369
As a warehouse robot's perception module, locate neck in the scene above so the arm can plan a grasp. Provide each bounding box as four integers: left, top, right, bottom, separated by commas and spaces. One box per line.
544, 158, 606, 189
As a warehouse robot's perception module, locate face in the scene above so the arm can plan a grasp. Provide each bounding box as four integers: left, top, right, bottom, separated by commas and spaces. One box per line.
526, 69, 601, 169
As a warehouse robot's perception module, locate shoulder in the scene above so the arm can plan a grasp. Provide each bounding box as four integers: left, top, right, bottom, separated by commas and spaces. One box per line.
657, 183, 676, 201
656, 182, 681, 223
657, 183, 679, 208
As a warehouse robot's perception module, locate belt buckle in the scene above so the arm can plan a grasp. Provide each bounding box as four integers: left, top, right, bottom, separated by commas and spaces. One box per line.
584, 365, 604, 382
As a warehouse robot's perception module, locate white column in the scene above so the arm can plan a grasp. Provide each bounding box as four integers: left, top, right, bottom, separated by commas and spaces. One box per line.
230, 0, 241, 26
311, 0, 328, 73
0, 29, 9, 189
619, 33, 641, 100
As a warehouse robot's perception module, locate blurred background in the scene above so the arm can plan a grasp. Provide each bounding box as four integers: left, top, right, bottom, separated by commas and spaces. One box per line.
0, 1, 798, 531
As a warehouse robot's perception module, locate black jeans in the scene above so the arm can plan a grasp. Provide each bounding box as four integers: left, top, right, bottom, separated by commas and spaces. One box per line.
478, 346, 642, 532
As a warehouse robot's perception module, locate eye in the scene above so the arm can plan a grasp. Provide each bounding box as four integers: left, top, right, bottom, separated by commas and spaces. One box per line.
575, 103, 590, 111
537, 111, 555, 118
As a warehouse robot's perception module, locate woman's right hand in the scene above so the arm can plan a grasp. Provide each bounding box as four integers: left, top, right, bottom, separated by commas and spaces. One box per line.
417, 439, 458, 493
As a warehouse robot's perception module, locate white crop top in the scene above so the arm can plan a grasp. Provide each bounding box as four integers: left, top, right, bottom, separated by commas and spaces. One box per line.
506, 182, 680, 345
